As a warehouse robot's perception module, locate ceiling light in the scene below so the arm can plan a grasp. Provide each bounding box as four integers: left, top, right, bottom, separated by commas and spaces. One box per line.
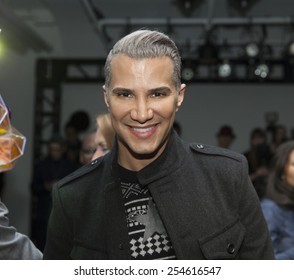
181, 65, 195, 81
254, 63, 270, 79
218, 60, 232, 79
245, 42, 259, 58
287, 41, 294, 56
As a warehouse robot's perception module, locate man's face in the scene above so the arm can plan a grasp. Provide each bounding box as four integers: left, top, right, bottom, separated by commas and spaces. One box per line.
104, 54, 185, 170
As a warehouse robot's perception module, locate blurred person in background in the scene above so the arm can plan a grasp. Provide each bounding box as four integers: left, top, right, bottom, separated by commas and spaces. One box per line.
92, 113, 115, 160
80, 113, 115, 165
63, 122, 82, 165
216, 125, 236, 149
243, 128, 272, 200
261, 140, 294, 259
270, 124, 288, 154
31, 137, 78, 251
79, 129, 97, 165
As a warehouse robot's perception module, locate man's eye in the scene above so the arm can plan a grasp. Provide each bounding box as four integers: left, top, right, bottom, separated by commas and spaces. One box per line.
152, 92, 165, 97
118, 92, 132, 98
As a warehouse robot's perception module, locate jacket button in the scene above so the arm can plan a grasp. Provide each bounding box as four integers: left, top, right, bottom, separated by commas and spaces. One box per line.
118, 243, 124, 250
227, 243, 235, 254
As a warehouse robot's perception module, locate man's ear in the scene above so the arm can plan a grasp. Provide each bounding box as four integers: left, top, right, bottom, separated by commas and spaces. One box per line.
176, 83, 186, 111
103, 85, 110, 109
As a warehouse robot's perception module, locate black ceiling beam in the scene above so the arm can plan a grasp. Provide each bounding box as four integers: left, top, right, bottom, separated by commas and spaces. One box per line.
35, 57, 294, 84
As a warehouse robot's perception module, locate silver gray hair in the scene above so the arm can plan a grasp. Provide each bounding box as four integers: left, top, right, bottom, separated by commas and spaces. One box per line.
104, 30, 182, 91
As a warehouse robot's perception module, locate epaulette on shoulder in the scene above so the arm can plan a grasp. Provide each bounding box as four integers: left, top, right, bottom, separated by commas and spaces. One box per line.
190, 143, 243, 162
57, 156, 103, 188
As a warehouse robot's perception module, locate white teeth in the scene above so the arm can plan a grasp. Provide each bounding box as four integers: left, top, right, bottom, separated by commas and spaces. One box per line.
132, 126, 154, 133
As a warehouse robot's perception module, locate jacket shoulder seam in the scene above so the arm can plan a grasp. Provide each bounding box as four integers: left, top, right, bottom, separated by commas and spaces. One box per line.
189, 143, 243, 162
57, 158, 103, 188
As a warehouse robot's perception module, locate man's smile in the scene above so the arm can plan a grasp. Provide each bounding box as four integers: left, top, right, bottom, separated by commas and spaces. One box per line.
128, 124, 158, 139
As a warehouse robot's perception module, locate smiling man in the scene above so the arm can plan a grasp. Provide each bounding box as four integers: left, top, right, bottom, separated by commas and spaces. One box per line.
43, 30, 274, 260
104, 54, 184, 171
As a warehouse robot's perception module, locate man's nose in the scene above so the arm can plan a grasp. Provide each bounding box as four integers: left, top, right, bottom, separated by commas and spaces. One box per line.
130, 97, 153, 123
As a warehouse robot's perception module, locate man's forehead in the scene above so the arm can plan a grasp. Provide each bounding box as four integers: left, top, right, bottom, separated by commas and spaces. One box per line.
110, 56, 174, 81
111, 54, 173, 65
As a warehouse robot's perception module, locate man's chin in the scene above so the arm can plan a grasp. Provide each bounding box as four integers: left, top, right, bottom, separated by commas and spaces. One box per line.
119, 135, 169, 161
129, 147, 159, 160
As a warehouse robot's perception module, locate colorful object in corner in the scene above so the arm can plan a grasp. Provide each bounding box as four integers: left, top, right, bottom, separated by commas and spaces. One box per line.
0, 95, 26, 172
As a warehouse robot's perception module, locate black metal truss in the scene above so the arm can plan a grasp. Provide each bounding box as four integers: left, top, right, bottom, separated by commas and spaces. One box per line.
33, 58, 105, 165
33, 57, 294, 164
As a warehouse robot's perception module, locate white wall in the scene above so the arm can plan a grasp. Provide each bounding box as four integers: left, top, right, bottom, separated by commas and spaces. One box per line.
61, 82, 294, 154
176, 84, 294, 152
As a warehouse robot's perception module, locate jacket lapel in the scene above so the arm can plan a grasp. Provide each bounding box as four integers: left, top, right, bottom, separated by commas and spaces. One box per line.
137, 131, 210, 259
98, 145, 132, 259
104, 179, 132, 260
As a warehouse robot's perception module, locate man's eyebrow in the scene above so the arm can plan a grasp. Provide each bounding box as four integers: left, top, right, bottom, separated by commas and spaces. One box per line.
111, 86, 171, 95
148, 87, 171, 93
112, 87, 133, 94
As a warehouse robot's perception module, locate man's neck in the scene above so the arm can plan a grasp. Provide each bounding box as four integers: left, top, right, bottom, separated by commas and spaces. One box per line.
117, 142, 168, 172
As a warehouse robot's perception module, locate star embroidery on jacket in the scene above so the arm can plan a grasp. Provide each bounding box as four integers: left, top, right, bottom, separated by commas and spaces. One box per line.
133, 198, 166, 243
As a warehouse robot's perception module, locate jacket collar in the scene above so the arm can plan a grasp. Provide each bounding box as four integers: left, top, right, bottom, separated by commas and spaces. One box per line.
103, 130, 186, 259
106, 130, 184, 186
137, 130, 185, 186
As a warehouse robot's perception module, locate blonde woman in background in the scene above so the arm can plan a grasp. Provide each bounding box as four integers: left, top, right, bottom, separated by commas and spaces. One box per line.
261, 140, 294, 259
92, 113, 115, 160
